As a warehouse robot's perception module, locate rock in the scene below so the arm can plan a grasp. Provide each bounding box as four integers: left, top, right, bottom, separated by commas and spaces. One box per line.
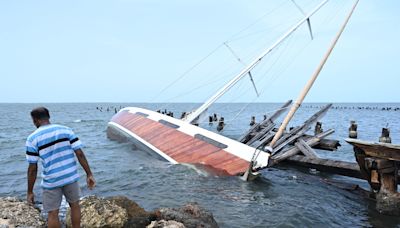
66, 195, 128, 227
0, 197, 45, 227
107, 196, 156, 228
376, 191, 400, 216
155, 202, 218, 228
147, 220, 185, 228
65, 196, 219, 228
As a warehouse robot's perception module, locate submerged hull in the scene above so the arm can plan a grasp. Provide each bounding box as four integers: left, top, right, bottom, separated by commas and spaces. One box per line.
107, 107, 269, 176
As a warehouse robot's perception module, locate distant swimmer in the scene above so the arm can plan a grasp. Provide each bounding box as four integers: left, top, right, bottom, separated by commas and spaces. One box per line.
26, 107, 96, 228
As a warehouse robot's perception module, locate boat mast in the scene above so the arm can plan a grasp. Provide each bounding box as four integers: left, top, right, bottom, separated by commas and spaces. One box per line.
184, 0, 329, 124
268, 0, 360, 148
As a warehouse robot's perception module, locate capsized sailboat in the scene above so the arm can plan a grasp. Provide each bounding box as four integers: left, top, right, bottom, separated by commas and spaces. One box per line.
107, 0, 358, 179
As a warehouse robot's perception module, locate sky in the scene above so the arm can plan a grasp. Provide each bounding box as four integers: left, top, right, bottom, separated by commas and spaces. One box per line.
0, 0, 399, 103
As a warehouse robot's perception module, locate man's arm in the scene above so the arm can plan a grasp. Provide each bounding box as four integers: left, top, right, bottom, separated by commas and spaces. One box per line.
75, 149, 96, 189
27, 163, 37, 205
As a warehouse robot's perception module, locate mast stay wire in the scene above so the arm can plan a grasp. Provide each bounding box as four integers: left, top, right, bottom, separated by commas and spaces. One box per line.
156, 55, 247, 111
150, 43, 224, 103
183, 0, 341, 126
224, 28, 296, 105
214, 32, 296, 127
214, 13, 332, 130
156, 0, 340, 114
153, 0, 294, 107
226, 1, 290, 43
235, 2, 348, 128
223, 42, 260, 97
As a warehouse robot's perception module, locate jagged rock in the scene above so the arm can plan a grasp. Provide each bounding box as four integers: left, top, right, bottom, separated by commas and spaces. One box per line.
0, 197, 45, 227
107, 196, 156, 228
146, 220, 185, 228
155, 202, 218, 228
376, 191, 400, 216
66, 196, 218, 228
66, 196, 128, 227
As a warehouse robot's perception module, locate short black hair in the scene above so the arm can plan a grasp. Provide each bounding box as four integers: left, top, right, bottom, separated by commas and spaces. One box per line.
31, 107, 50, 120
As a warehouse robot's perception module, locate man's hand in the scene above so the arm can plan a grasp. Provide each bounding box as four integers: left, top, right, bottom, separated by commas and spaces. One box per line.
27, 192, 34, 205
87, 174, 96, 190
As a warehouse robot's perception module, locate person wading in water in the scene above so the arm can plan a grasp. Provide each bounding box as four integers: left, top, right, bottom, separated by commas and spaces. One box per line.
26, 107, 95, 227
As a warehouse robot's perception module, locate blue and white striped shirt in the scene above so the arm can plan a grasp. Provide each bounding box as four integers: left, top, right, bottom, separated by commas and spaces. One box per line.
26, 124, 82, 189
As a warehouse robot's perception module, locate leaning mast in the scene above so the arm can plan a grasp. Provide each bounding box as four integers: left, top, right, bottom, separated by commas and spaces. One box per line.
184, 0, 329, 124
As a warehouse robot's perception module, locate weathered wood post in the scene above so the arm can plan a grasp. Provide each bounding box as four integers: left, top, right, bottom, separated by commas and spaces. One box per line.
250, 116, 256, 126
213, 113, 218, 122
314, 122, 323, 135
217, 117, 225, 131
347, 139, 400, 215
208, 116, 213, 125
349, 121, 358, 138
379, 128, 392, 143
180, 112, 187, 119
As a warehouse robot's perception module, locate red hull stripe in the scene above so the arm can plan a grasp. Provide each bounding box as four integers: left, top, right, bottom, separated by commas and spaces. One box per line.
111, 111, 249, 175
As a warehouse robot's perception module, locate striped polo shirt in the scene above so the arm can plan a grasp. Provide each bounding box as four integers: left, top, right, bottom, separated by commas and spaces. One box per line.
26, 124, 82, 189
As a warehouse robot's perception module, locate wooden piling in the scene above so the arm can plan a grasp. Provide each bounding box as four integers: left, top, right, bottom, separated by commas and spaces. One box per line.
217, 117, 225, 131
250, 116, 256, 126
314, 122, 323, 135
349, 121, 358, 139
379, 128, 392, 143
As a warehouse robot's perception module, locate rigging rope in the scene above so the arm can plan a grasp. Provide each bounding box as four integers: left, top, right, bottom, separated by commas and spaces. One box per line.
150, 43, 224, 103
153, 0, 293, 108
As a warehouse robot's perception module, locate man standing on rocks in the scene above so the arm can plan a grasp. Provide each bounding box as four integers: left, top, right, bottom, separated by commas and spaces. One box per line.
26, 107, 96, 228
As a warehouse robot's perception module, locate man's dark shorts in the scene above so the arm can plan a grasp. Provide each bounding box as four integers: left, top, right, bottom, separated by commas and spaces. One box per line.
42, 181, 80, 212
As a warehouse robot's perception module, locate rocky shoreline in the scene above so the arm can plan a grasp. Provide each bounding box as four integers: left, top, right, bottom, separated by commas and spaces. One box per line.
0, 196, 218, 228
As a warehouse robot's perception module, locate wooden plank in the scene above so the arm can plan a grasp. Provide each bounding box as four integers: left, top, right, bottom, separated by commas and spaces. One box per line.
238, 100, 292, 143
272, 104, 332, 152
295, 138, 318, 158
281, 155, 363, 179
346, 139, 400, 161
246, 122, 276, 146
270, 129, 335, 166
300, 134, 340, 151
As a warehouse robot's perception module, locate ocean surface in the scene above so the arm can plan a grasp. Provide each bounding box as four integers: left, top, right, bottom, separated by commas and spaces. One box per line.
0, 103, 399, 227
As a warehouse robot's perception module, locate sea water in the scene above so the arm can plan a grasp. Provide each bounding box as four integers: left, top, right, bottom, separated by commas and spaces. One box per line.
0, 103, 399, 227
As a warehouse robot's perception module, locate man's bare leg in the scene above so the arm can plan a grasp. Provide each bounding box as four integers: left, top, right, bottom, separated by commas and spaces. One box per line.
69, 201, 81, 228
48, 209, 60, 228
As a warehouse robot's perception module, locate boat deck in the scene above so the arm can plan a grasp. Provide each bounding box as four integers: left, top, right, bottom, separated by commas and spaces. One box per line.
111, 111, 250, 175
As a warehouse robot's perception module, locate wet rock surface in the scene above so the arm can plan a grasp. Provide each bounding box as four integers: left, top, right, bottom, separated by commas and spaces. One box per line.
68, 196, 218, 227
107, 196, 156, 228
155, 202, 219, 228
66, 195, 128, 227
1, 195, 218, 228
146, 220, 185, 228
0, 197, 45, 228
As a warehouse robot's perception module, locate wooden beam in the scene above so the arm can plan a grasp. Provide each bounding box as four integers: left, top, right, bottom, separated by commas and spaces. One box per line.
269, 129, 335, 166
238, 100, 292, 143
281, 155, 363, 179
246, 123, 275, 145
295, 138, 318, 158
346, 139, 400, 161
272, 104, 332, 152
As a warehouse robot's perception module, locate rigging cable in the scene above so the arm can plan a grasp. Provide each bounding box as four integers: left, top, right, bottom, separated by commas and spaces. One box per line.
153, 0, 290, 107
